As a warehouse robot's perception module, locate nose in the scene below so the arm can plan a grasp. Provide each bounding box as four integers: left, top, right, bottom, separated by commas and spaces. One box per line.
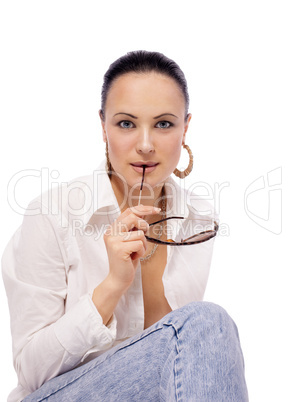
136, 126, 154, 154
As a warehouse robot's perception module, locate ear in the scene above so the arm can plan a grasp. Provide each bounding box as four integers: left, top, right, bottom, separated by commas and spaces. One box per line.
99, 110, 107, 142
182, 113, 192, 145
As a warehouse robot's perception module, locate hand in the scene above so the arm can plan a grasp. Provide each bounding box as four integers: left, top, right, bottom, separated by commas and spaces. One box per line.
103, 205, 161, 293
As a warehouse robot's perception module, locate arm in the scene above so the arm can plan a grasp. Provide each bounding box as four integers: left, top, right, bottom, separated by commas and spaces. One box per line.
2, 200, 160, 393
92, 205, 161, 325
2, 200, 116, 393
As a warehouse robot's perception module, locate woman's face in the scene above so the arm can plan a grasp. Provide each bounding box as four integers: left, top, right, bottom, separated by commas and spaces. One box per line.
101, 72, 191, 191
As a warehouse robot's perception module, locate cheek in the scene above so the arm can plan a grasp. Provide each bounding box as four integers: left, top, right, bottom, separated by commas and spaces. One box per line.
108, 134, 132, 160
163, 138, 183, 160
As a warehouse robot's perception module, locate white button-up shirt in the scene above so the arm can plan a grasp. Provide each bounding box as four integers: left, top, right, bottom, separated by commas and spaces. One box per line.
2, 160, 217, 402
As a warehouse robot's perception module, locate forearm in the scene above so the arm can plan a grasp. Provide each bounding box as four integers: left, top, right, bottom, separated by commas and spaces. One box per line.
92, 275, 126, 326
94, 204, 156, 324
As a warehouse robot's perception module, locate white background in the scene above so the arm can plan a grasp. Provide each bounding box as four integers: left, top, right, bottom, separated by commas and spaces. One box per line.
0, 1, 287, 401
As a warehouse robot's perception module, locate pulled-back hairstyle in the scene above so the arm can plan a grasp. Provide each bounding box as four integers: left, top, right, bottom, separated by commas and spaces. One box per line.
100, 50, 189, 120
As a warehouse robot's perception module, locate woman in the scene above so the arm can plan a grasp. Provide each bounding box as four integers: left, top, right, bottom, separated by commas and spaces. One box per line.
2, 51, 248, 401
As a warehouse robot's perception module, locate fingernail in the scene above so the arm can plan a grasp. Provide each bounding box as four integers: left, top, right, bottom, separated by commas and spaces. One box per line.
154, 207, 161, 212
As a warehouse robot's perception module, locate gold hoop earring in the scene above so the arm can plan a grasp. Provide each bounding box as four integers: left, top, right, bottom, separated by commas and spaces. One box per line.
173, 144, 193, 178
105, 141, 112, 175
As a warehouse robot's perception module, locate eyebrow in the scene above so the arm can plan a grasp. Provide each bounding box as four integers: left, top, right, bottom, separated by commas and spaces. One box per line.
113, 113, 138, 119
153, 113, 178, 119
113, 112, 178, 119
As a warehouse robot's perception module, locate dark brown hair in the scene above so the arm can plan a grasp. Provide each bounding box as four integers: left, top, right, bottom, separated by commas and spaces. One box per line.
100, 50, 189, 120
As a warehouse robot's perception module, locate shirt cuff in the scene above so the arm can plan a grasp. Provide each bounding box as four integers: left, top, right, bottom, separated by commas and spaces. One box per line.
54, 294, 117, 357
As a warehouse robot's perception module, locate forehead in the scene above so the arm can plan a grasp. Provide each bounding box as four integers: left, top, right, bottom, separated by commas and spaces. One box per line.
105, 72, 185, 116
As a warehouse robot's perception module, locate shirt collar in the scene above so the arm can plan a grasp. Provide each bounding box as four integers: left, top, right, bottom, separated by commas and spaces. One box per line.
83, 160, 120, 226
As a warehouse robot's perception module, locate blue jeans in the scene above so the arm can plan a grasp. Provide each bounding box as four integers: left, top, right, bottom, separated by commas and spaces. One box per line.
24, 302, 248, 401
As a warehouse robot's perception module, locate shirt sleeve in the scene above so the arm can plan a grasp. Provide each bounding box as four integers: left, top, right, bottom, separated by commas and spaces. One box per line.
2, 200, 117, 393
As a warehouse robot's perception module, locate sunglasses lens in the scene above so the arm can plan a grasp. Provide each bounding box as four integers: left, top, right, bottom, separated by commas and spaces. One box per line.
146, 218, 217, 245
182, 231, 216, 244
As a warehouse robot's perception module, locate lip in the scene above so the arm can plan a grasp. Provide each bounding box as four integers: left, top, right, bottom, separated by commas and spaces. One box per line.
130, 161, 159, 173
131, 161, 159, 167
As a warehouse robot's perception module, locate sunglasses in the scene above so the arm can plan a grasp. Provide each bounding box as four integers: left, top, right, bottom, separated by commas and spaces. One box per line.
138, 166, 218, 246
145, 216, 219, 246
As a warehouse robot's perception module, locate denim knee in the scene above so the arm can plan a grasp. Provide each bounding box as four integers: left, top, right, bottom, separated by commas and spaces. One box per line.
162, 301, 239, 344
159, 303, 247, 401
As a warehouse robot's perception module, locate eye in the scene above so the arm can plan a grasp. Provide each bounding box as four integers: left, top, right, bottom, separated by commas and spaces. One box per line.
155, 121, 173, 129
119, 120, 134, 129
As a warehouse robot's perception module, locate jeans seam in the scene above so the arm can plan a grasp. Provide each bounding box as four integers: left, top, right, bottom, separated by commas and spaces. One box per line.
170, 323, 182, 402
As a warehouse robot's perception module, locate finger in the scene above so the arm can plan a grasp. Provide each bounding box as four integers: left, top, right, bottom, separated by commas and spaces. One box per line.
119, 205, 161, 220
122, 230, 148, 249
118, 239, 146, 261
104, 233, 146, 258
111, 206, 162, 234
113, 215, 149, 233
129, 240, 147, 260
130, 205, 161, 217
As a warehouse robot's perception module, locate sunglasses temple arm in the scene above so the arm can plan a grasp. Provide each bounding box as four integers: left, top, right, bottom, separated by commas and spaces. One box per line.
148, 216, 185, 226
